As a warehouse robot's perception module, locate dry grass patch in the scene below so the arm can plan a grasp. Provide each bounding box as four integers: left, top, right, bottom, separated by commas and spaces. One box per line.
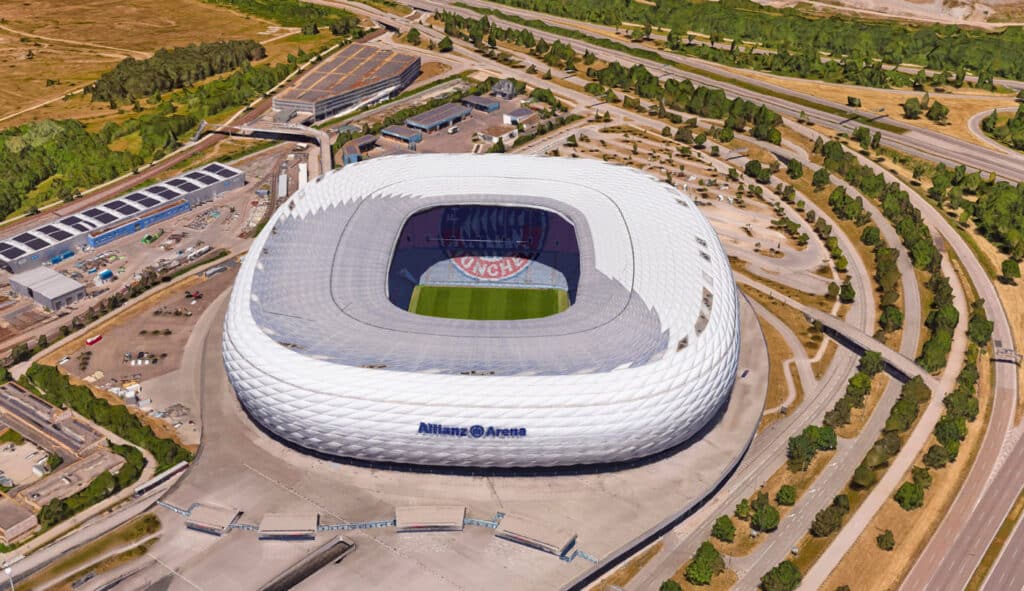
594, 541, 663, 590
822, 353, 992, 591
0, 0, 279, 122
762, 364, 806, 431
735, 70, 1017, 148
740, 284, 825, 358
811, 339, 839, 379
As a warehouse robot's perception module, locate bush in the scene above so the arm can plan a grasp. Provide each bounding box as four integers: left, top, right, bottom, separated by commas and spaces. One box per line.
711, 515, 736, 543
761, 560, 801, 591
659, 580, 683, 591
877, 529, 896, 551
851, 463, 877, 489
923, 444, 950, 469
776, 485, 797, 506
894, 482, 925, 510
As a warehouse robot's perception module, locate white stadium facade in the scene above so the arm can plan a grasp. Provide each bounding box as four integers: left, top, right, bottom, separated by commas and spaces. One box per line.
223, 154, 741, 469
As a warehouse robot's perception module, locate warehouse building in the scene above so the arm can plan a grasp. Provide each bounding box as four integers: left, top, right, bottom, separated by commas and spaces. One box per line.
0, 497, 37, 544
341, 134, 378, 164
8, 267, 86, 310
272, 44, 420, 121
405, 103, 472, 133
461, 95, 500, 112
0, 162, 244, 273
381, 125, 423, 148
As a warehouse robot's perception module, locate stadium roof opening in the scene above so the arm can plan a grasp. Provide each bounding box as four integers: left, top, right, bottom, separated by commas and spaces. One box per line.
390, 205, 579, 321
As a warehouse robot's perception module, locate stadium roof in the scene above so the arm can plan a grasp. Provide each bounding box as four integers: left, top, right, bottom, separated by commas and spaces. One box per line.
223, 155, 739, 467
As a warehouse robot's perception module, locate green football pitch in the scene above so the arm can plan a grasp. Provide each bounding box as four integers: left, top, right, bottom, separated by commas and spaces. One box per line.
409, 285, 570, 320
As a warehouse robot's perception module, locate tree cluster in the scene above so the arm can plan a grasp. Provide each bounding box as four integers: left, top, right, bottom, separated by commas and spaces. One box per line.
24, 364, 191, 470
761, 560, 802, 591
851, 377, 931, 489
824, 352, 882, 428
203, 0, 358, 30
811, 494, 850, 537
787, 424, 837, 472
89, 40, 266, 102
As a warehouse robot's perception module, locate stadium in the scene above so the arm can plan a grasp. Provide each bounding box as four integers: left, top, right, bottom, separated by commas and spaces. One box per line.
222, 154, 740, 468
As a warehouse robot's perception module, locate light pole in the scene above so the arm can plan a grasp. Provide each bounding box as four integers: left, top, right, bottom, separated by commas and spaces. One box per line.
4, 566, 12, 591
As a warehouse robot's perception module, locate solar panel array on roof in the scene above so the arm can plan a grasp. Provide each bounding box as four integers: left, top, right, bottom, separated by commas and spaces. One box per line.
167, 178, 200, 192
105, 200, 139, 215
0, 243, 26, 259
124, 193, 160, 208
203, 163, 236, 179
37, 225, 72, 242
82, 208, 117, 224
12, 233, 50, 251
185, 172, 217, 185
148, 186, 180, 200
59, 215, 98, 233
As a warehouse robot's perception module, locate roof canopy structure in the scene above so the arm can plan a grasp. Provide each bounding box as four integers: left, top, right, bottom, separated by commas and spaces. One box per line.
223, 155, 740, 468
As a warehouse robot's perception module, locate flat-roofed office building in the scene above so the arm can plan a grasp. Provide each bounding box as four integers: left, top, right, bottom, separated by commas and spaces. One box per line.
272, 44, 420, 121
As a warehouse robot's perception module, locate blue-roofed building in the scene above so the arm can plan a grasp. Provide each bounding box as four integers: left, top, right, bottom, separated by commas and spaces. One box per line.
381, 125, 423, 148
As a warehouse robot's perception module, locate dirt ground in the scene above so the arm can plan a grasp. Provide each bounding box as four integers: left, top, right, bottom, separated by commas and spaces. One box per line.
756, 315, 800, 430
0, 0, 286, 124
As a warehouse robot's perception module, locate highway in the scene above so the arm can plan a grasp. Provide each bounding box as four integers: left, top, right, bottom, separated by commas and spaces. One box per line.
421, 0, 1024, 182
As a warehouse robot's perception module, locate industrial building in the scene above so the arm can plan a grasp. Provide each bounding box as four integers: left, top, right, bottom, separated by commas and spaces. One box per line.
0, 497, 37, 544
8, 267, 86, 310
381, 125, 422, 147
504, 107, 540, 128
0, 162, 244, 273
477, 125, 518, 145
18, 450, 126, 510
341, 135, 378, 165
461, 95, 500, 112
405, 103, 472, 133
272, 44, 420, 121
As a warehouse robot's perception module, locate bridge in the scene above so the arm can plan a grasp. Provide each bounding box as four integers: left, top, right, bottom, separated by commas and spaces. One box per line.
209, 121, 333, 177
737, 275, 940, 391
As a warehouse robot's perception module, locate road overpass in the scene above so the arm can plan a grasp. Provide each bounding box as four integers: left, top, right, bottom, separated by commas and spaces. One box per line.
210, 121, 333, 177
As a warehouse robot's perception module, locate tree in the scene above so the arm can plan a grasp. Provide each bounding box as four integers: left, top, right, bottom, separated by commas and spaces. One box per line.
847, 97, 861, 107
438, 35, 454, 52
711, 515, 736, 543
787, 159, 804, 180
811, 505, 845, 537
406, 28, 421, 45
659, 581, 683, 591
877, 529, 896, 551
827, 282, 840, 300
859, 351, 884, 376
812, 167, 830, 190
923, 444, 950, 469
880, 305, 905, 332
839, 279, 856, 303
902, 98, 922, 119
752, 503, 780, 532
926, 101, 950, 123
694, 133, 707, 147
912, 466, 933, 489
776, 485, 797, 506
761, 560, 801, 591
894, 482, 925, 510
735, 498, 751, 521
852, 463, 877, 489
685, 542, 724, 585
1002, 258, 1021, 283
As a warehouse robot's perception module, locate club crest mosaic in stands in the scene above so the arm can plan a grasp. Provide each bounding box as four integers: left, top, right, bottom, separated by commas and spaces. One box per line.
439, 205, 549, 281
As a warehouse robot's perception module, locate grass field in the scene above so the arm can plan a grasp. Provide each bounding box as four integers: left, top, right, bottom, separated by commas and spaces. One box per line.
409, 285, 569, 320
